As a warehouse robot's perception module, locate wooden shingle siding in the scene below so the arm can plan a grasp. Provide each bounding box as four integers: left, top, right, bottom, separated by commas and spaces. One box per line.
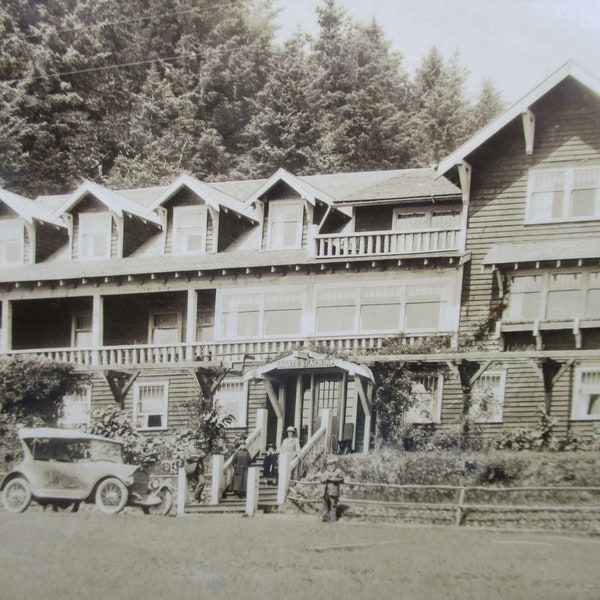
461, 80, 600, 341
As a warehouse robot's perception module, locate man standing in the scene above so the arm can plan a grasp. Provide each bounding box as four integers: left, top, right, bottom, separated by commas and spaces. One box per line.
183, 441, 206, 503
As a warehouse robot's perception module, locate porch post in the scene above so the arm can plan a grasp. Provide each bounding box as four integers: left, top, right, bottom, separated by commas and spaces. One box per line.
91, 293, 103, 366
177, 467, 187, 516
210, 454, 224, 505
245, 467, 260, 517
294, 374, 303, 433
277, 451, 290, 505
185, 289, 197, 361
1, 299, 12, 353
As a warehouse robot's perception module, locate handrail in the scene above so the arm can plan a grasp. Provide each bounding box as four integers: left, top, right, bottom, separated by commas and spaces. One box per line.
215, 408, 267, 505
290, 423, 327, 481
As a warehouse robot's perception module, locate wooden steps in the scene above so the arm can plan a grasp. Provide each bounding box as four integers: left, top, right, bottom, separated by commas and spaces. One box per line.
185, 454, 279, 515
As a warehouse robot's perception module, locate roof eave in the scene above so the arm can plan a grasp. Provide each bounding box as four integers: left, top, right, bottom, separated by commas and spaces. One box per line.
437, 61, 600, 177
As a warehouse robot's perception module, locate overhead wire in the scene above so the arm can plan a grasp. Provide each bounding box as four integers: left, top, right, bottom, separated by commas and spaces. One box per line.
0, 1, 274, 84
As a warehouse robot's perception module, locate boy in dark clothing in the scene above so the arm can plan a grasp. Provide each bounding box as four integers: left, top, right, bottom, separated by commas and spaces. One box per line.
322, 456, 344, 522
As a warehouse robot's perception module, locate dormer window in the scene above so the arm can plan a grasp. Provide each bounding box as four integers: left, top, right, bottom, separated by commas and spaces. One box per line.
268, 200, 303, 249
78, 212, 112, 260
0, 219, 23, 265
527, 166, 600, 223
173, 206, 207, 255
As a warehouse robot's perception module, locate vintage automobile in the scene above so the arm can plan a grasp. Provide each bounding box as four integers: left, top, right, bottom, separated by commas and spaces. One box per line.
1, 428, 173, 516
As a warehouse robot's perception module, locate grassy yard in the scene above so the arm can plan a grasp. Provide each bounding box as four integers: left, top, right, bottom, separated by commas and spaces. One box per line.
0, 509, 599, 600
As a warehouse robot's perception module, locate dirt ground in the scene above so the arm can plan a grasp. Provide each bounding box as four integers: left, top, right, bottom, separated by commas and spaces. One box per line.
0, 507, 599, 600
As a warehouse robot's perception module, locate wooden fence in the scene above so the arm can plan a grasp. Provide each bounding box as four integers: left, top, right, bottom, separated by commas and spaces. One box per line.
286, 480, 600, 529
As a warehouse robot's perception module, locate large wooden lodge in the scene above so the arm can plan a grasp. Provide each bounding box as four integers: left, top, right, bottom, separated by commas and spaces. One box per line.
1, 62, 600, 452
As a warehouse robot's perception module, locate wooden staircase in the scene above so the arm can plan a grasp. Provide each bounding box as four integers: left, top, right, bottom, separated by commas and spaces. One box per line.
184, 454, 279, 515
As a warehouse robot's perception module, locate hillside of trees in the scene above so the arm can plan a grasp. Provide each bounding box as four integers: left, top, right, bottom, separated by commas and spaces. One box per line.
0, 0, 505, 197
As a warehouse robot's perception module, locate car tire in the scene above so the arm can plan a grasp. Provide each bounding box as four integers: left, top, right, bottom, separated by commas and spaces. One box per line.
95, 478, 128, 515
142, 487, 173, 516
2, 477, 32, 513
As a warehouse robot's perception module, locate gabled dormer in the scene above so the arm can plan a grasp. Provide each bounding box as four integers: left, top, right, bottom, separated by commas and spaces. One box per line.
247, 169, 337, 251
148, 174, 258, 256
0, 188, 67, 267
56, 181, 162, 261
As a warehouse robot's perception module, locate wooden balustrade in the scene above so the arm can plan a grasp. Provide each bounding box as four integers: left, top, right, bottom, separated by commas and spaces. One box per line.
4, 332, 445, 367
314, 228, 460, 258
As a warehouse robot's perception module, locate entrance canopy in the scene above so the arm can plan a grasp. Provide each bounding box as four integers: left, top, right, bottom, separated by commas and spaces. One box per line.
244, 349, 374, 382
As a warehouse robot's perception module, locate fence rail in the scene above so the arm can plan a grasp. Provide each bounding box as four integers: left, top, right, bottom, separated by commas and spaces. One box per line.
287, 481, 600, 528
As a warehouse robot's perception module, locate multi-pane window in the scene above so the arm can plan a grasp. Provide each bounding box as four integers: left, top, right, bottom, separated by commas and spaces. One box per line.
404, 375, 443, 424
0, 219, 23, 265
469, 371, 506, 423
393, 207, 461, 230
268, 201, 303, 249
317, 288, 357, 333
72, 312, 93, 348
546, 273, 581, 319
134, 382, 168, 430
78, 212, 112, 260
220, 288, 304, 339
150, 311, 181, 344
172, 206, 207, 255
571, 367, 600, 420
61, 386, 92, 428
505, 275, 542, 321
316, 281, 453, 335
196, 290, 216, 341
505, 270, 599, 322
214, 379, 247, 427
527, 166, 600, 223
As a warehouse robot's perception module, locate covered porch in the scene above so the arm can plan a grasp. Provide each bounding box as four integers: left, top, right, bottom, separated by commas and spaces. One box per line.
246, 349, 374, 454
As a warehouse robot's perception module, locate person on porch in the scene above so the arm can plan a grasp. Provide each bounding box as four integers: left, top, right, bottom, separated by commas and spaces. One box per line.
263, 443, 278, 485
279, 425, 301, 462
231, 442, 251, 498
183, 441, 206, 504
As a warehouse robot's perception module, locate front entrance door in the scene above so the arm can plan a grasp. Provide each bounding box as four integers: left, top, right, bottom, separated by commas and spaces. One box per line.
283, 373, 344, 452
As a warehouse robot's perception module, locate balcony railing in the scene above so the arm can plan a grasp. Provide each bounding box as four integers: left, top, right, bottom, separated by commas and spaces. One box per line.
3, 332, 450, 367
313, 227, 461, 258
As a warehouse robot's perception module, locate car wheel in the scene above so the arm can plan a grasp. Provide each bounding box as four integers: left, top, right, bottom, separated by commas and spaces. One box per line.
2, 477, 32, 513
95, 478, 128, 515
143, 487, 173, 516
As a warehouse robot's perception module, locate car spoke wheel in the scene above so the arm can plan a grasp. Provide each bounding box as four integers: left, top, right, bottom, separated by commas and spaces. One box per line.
95, 478, 128, 515
2, 477, 32, 513
143, 488, 173, 516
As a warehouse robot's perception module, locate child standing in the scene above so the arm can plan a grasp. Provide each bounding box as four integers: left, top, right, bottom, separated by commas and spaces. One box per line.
322, 456, 344, 522
263, 443, 278, 486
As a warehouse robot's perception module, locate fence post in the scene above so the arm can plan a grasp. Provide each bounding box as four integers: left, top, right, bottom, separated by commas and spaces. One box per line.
211, 454, 224, 505
246, 467, 260, 517
277, 452, 290, 505
455, 486, 466, 527
177, 467, 186, 517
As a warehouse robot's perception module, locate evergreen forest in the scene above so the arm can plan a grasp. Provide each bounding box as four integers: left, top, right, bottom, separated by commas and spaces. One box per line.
0, 0, 505, 197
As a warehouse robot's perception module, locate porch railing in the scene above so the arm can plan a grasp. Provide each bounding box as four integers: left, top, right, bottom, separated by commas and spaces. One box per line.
313, 228, 461, 258
4, 332, 452, 367
209, 409, 267, 507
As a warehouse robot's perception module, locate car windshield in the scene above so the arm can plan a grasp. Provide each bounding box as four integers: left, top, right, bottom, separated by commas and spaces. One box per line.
24, 437, 123, 464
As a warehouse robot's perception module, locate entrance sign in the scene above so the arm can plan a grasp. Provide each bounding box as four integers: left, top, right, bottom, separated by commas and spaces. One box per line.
277, 358, 335, 370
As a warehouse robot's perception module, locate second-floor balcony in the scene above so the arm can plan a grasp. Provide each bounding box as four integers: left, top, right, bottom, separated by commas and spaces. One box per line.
3, 332, 456, 368
313, 227, 462, 259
